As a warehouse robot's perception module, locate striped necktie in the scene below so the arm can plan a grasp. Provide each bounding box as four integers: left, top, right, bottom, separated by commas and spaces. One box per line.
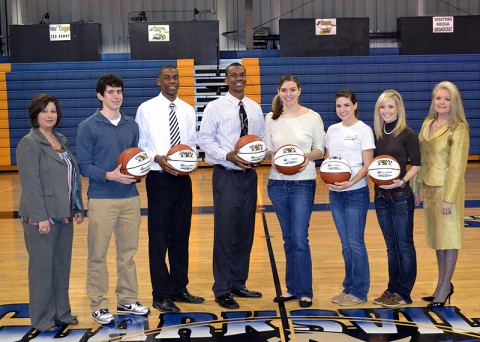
169, 103, 180, 146
239, 101, 248, 137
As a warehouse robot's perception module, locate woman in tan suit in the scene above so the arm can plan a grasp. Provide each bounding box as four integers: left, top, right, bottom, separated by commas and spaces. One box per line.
16, 94, 84, 332
414, 81, 469, 307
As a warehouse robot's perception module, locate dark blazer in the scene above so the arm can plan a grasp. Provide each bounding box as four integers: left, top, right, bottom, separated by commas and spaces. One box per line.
16, 128, 84, 222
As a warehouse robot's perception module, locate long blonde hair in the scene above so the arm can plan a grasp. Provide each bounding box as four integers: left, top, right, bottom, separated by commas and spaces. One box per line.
373, 90, 407, 140
427, 81, 469, 130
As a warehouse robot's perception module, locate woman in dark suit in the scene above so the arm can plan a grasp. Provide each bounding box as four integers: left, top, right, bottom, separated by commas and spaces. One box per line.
16, 94, 84, 332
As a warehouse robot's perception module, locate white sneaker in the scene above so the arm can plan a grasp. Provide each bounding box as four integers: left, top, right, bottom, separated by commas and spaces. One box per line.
117, 301, 150, 315
92, 308, 114, 325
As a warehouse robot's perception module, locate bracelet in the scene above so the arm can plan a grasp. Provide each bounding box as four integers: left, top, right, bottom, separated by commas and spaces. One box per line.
400, 178, 406, 188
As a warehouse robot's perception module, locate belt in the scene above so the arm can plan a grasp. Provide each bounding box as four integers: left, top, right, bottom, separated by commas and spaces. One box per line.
149, 170, 164, 173
214, 164, 252, 173
375, 188, 410, 198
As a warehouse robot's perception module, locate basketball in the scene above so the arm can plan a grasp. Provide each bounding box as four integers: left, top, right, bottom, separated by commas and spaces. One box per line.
273, 144, 306, 175
319, 156, 352, 184
118, 147, 152, 180
368, 155, 401, 186
167, 144, 199, 176
235, 134, 266, 164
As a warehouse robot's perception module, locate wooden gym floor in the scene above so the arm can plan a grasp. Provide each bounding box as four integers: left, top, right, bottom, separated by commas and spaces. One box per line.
2, 164, 480, 341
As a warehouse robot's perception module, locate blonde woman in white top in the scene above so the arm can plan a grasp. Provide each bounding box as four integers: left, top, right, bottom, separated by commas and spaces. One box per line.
264, 75, 325, 308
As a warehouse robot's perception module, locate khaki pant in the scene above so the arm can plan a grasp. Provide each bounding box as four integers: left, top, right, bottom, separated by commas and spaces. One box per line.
86, 196, 141, 311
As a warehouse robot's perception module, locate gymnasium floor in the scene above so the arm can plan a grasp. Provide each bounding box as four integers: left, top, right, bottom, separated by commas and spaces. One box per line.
2, 164, 480, 341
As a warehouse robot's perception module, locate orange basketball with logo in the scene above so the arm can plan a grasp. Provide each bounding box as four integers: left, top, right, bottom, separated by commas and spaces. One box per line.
235, 134, 266, 164
167, 144, 199, 176
118, 147, 151, 180
368, 155, 401, 186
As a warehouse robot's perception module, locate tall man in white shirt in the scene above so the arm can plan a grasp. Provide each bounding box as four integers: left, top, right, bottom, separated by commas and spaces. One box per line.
135, 65, 204, 313
198, 62, 264, 309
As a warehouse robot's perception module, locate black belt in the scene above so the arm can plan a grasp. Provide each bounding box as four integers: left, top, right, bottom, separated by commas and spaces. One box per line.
375, 188, 410, 198
214, 164, 252, 173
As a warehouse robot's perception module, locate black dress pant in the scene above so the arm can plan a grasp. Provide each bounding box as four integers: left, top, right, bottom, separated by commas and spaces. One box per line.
146, 171, 192, 301
212, 166, 257, 297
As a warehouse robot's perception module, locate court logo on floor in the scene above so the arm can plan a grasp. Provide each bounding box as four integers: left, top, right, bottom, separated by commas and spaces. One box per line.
465, 215, 480, 228
2, 304, 480, 341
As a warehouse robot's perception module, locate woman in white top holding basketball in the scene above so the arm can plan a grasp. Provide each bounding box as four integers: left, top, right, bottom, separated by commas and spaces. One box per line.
264, 74, 325, 308
325, 89, 375, 306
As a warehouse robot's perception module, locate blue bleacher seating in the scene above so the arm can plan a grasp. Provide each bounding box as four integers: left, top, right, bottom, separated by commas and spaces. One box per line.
5, 54, 480, 165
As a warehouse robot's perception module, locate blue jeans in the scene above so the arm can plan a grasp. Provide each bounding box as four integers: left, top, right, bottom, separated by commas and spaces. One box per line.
374, 191, 416, 302
329, 186, 370, 301
268, 179, 316, 298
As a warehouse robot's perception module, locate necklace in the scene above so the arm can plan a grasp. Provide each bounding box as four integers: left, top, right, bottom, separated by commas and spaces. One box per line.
48, 135, 55, 142
383, 124, 397, 135
431, 119, 446, 134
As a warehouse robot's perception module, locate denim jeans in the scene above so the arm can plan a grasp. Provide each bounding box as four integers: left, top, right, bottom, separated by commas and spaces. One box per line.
268, 179, 316, 298
329, 186, 370, 301
374, 191, 416, 302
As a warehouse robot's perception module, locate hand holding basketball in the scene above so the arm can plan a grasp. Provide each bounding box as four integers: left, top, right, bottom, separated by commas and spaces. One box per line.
118, 147, 152, 181
108, 164, 137, 184
226, 150, 254, 169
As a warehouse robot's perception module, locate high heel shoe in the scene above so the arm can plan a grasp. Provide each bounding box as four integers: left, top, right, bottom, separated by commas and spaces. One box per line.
427, 283, 454, 308
422, 282, 454, 303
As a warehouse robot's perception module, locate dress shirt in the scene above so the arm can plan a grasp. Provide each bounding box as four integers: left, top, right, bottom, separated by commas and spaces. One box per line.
136, 93, 197, 171
198, 92, 264, 169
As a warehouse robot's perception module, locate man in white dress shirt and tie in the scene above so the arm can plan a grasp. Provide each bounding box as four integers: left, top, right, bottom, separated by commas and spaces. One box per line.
135, 65, 204, 313
198, 62, 264, 309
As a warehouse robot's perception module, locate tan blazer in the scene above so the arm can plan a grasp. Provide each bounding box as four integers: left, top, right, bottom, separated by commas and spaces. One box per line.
16, 128, 84, 222
415, 118, 469, 203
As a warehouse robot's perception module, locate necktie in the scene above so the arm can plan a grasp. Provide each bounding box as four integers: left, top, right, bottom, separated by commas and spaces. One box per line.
239, 101, 248, 137
169, 103, 180, 146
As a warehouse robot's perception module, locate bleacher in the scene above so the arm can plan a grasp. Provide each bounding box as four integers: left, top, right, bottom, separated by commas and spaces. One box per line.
258, 54, 480, 156
5, 60, 176, 165
2, 51, 480, 167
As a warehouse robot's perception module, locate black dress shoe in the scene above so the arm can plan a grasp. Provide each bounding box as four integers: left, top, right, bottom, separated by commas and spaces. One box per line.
171, 290, 205, 304
231, 288, 262, 298
152, 298, 180, 313
215, 294, 240, 309
273, 295, 297, 303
